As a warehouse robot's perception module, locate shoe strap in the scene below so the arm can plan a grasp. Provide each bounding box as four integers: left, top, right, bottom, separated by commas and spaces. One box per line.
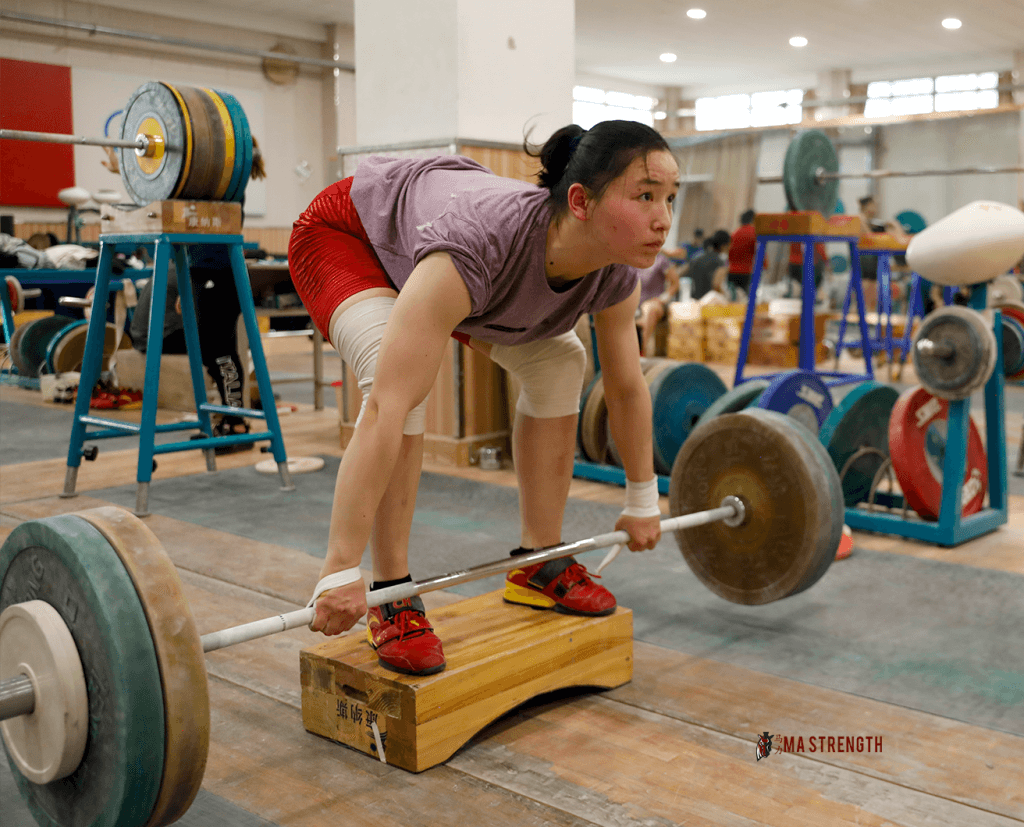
525, 556, 578, 590
378, 595, 428, 621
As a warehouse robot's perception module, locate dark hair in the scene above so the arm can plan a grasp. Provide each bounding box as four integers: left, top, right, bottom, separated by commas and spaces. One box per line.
709, 229, 731, 250
527, 120, 671, 216
740, 209, 755, 224
859, 196, 875, 209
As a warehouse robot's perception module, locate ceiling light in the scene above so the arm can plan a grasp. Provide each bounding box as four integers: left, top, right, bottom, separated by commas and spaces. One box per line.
942, 17, 962, 29
789, 36, 808, 47
686, 9, 707, 19
660, 52, 677, 63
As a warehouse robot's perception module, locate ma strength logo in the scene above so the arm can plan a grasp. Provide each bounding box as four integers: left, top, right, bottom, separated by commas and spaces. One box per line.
755, 731, 883, 759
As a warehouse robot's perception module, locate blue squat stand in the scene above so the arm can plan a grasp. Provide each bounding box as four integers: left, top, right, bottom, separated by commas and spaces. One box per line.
61, 232, 294, 516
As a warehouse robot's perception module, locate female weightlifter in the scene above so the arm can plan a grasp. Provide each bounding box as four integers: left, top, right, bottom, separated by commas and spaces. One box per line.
289, 121, 674, 675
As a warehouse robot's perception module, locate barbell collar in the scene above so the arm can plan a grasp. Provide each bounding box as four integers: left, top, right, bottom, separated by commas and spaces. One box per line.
200, 503, 740, 653
0, 673, 34, 721
0, 128, 146, 151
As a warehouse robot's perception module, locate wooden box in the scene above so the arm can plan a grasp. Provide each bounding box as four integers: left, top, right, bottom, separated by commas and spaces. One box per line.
100, 200, 243, 234
858, 232, 908, 251
755, 212, 862, 238
339, 338, 509, 467
300, 590, 633, 773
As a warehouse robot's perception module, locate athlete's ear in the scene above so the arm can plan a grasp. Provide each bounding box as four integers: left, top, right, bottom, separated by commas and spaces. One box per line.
567, 183, 591, 221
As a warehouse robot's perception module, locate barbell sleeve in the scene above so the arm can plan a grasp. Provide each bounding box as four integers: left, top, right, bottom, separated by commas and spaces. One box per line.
0, 128, 146, 151
916, 338, 955, 359
200, 502, 741, 653
0, 674, 34, 722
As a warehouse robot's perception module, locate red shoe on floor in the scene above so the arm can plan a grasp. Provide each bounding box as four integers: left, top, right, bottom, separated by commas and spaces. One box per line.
504, 555, 616, 617
366, 596, 446, 676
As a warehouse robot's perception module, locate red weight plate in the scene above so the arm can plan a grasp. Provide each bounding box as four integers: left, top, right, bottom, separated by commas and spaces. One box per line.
888, 386, 987, 521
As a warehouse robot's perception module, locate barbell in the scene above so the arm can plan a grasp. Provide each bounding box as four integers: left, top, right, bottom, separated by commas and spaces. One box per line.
760, 129, 1024, 217
0, 80, 252, 206
0, 408, 842, 827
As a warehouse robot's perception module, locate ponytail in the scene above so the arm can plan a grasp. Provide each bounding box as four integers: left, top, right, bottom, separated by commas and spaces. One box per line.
526, 120, 671, 217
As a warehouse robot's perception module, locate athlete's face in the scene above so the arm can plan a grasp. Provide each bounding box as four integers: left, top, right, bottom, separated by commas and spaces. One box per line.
589, 150, 679, 268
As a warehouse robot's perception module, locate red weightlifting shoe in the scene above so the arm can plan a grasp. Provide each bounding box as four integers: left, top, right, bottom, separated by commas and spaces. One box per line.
504, 555, 616, 617
366, 596, 446, 676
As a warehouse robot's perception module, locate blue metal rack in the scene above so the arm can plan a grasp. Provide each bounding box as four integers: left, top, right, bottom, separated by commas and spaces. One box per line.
844, 287, 1008, 546
735, 232, 875, 389
833, 246, 925, 379
60, 232, 294, 516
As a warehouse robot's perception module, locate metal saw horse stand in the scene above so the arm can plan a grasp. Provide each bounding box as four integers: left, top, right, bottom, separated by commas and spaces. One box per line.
61, 232, 294, 516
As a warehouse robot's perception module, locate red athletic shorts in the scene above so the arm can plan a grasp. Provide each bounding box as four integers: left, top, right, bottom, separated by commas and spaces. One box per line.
288, 177, 393, 340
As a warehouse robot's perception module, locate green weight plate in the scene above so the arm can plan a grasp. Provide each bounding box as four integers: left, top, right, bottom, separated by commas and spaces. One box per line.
693, 378, 770, 432
783, 129, 840, 215
45, 319, 87, 374
0, 515, 165, 827
818, 381, 899, 507
649, 362, 727, 475
668, 408, 842, 605
16, 316, 76, 379
216, 89, 252, 203
119, 81, 188, 205
896, 210, 927, 235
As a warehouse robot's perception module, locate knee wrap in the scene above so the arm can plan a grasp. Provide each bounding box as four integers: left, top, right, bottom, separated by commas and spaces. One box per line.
330, 297, 426, 435
489, 331, 587, 419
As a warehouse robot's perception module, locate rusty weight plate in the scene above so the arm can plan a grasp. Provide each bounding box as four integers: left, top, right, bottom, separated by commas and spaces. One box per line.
668, 408, 842, 605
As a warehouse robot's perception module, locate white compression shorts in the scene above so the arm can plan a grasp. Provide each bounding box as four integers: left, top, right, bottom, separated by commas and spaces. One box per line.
330, 297, 427, 435
489, 331, 587, 419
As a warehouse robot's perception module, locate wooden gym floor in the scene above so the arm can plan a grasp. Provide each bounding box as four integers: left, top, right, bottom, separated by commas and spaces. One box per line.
2, 335, 1022, 827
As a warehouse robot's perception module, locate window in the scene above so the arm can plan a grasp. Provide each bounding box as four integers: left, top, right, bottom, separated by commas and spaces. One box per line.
573, 86, 656, 129
694, 89, 803, 131
864, 72, 999, 117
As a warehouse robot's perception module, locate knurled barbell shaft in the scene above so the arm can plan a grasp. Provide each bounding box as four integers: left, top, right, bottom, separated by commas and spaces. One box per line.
760, 164, 1024, 185
199, 501, 741, 653
0, 500, 741, 717
0, 673, 34, 721
0, 128, 145, 151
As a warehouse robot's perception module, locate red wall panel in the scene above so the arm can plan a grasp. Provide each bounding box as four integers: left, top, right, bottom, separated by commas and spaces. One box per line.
0, 59, 76, 208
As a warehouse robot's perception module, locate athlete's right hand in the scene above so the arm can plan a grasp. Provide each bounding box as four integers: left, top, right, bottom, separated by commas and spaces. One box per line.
309, 580, 367, 636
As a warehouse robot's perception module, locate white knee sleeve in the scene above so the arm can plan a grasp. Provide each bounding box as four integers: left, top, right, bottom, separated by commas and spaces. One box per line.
330, 297, 427, 435
489, 331, 587, 418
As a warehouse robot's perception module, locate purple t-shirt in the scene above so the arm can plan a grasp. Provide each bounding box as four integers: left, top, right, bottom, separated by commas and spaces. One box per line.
636, 253, 672, 304
350, 154, 638, 345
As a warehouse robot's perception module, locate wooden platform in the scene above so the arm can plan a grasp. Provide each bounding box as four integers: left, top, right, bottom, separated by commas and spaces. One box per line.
301, 590, 633, 772
2, 334, 1023, 826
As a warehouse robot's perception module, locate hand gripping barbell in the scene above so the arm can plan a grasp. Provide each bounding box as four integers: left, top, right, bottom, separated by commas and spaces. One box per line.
0, 408, 843, 827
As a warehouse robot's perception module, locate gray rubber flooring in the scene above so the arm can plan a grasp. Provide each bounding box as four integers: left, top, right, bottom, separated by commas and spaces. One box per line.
85, 456, 1024, 739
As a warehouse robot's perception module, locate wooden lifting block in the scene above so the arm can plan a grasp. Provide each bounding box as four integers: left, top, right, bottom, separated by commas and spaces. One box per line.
300, 589, 633, 772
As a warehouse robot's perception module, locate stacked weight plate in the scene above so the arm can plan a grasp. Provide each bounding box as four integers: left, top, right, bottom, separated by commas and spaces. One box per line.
118, 82, 252, 206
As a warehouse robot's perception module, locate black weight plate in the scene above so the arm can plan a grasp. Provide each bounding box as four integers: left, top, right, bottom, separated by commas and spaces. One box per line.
119, 81, 189, 205
783, 129, 840, 215
0, 515, 165, 827
911, 306, 986, 400
1001, 313, 1024, 376
173, 85, 223, 201
15, 316, 75, 378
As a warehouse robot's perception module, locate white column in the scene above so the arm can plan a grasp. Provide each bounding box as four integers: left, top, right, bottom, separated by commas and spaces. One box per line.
814, 69, 852, 122
354, 0, 574, 146
1016, 51, 1023, 208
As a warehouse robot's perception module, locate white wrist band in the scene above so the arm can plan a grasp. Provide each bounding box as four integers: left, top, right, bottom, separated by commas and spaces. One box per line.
307, 567, 364, 607
622, 477, 661, 518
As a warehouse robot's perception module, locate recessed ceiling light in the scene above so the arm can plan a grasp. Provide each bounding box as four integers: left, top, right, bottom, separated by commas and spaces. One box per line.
660, 52, 678, 63
686, 9, 707, 19
789, 36, 808, 47
942, 17, 962, 29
